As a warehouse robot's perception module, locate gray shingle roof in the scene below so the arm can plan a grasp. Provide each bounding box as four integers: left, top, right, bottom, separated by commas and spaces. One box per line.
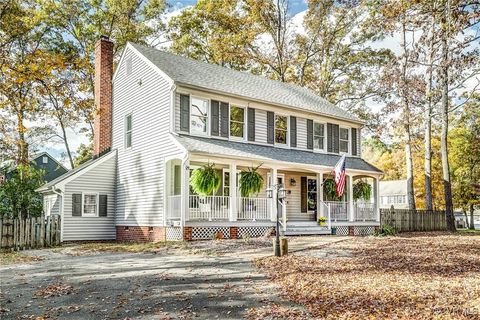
129, 43, 361, 123
174, 135, 382, 173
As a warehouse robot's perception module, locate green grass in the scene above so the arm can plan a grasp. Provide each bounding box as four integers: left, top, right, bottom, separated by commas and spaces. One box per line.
0, 251, 42, 265
458, 228, 480, 234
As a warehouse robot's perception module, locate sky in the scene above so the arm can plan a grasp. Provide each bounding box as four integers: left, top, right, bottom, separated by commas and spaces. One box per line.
37, 0, 479, 168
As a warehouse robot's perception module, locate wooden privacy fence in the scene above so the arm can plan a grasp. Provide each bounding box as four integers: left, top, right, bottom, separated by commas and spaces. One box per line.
380, 208, 447, 232
0, 215, 61, 251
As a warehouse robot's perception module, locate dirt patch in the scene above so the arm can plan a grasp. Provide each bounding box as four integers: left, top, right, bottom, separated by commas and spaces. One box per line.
0, 251, 42, 265
186, 237, 273, 256
254, 233, 480, 319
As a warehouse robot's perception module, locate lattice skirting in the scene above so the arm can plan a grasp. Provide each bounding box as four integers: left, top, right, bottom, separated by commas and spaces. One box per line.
354, 226, 376, 236
192, 227, 231, 240
334, 226, 349, 235
238, 226, 275, 239
166, 227, 183, 241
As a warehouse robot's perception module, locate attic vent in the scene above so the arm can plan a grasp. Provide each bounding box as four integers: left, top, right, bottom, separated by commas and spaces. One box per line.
126, 57, 132, 76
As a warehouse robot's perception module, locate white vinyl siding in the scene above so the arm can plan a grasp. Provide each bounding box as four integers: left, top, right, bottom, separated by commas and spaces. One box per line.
255, 109, 268, 144
112, 47, 182, 227
63, 154, 116, 241
296, 118, 308, 149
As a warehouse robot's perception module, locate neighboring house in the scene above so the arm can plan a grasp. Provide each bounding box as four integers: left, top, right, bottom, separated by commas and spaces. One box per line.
1, 152, 68, 184
37, 37, 382, 242
379, 180, 409, 209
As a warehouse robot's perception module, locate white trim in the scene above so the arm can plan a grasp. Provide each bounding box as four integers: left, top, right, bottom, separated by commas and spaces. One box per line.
37, 150, 117, 192
82, 192, 99, 217
339, 126, 351, 155
189, 95, 210, 137
228, 104, 247, 141
274, 113, 289, 147
125, 113, 133, 149
313, 121, 327, 153
114, 43, 175, 86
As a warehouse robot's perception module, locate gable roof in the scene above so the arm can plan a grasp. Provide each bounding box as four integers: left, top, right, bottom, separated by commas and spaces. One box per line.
36, 150, 116, 193
128, 43, 362, 124
31, 152, 69, 172
379, 180, 407, 195
174, 134, 382, 173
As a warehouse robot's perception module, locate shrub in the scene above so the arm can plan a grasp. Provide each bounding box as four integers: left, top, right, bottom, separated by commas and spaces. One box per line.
374, 225, 396, 236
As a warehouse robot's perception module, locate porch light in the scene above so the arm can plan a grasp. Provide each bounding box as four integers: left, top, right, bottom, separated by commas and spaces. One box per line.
290, 178, 296, 186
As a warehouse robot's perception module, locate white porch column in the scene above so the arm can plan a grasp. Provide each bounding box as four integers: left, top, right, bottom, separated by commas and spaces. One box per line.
270, 167, 278, 222
180, 158, 190, 226
229, 162, 237, 222
374, 176, 380, 221
317, 172, 323, 217
348, 174, 355, 222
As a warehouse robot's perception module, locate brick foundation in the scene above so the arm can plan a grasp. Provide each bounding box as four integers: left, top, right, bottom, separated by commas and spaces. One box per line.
230, 227, 238, 239
116, 226, 166, 242
348, 226, 354, 236
183, 227, 193, 241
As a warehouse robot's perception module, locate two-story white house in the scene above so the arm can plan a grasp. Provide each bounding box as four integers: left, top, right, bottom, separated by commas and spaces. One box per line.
37, 37, 382, 242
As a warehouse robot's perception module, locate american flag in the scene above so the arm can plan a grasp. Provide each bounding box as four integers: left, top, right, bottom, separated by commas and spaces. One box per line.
333, 155, 346, 197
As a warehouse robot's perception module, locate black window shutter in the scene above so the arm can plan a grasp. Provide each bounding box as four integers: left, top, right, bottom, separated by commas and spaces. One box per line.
179, 94, 190, 132
300, 177, 307, 213
99, 195, 108, 217
247, 108, 255, 141
333, 124, 340, 153
351, 128, 357, 156
72, 194, 82, 216
306, 119, 313, 150
220, 102, 229, 138
211, 100, 220, 136
327, 123, 333, 152
267, 111, 274, 144
290, 116, 297, 147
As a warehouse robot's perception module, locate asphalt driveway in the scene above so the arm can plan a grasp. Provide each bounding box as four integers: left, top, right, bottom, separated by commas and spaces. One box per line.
0, 237, 344, 319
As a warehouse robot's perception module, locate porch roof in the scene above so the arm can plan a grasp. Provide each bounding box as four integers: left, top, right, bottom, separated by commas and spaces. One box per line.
174, 135, 382, 174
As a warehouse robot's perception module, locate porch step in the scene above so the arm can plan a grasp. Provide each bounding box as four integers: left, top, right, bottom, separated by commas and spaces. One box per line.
283, 223, 332, 236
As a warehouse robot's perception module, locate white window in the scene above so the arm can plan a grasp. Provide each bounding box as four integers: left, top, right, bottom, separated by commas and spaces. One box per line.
42, 156, 48, 164
339, 127, 350, 153
275, 115, 288, 145
125, 114, 132, 148
83, 194, 98, 216
313, 123, 325, 151
230, 105, 245, 139
190, 97, 209, 135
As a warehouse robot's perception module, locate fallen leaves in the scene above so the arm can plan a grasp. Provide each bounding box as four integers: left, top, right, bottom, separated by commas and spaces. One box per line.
254, 233, 480, 320
34, 283, 74, 298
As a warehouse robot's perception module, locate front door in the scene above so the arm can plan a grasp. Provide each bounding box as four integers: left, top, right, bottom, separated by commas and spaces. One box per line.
307, 177, 317, 213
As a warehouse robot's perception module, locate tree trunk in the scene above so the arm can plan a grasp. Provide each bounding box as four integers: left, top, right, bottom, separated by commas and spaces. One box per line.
59, 120, 75, 169
16, 108, 29, 165
401, 21, 416, 210
440, 7, 455, 232
424, 15, 435, 211
470, 203, 475, 230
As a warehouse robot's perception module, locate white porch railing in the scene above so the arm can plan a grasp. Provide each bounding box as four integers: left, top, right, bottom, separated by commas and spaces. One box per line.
325, 201, 348, 221
188, 195, 231, 221
318, 201, 332, 229
167, 195, 181, 220
354, 202, 376, 221
237, 197, 270, 221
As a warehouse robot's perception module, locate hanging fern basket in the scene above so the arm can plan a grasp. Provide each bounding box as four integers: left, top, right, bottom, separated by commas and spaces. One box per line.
239, 165, 264, 198
189, 163, 221, 196
353, 180, 372, 201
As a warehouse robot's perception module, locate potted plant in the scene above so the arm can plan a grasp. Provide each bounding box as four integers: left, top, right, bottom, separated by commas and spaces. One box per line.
323, 179, 341, 201
190, 163, 221, 196
318, 216, 327, 226
239, 164, 264, 198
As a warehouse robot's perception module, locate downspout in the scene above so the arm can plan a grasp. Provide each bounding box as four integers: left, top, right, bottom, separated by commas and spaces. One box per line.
51, 186, 64, 243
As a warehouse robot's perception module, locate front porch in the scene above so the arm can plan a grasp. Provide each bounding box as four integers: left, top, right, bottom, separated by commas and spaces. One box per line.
165, 155, 381, 238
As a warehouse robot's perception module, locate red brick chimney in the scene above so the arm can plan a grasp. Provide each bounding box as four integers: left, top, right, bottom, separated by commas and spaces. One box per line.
93, 35, 114, 156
